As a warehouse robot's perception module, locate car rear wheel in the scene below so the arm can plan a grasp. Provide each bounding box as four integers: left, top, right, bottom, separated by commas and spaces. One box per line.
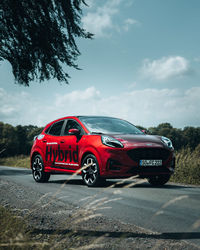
81, 154, 101, 187
32, 154, 50, 183
147, 175, 170, 186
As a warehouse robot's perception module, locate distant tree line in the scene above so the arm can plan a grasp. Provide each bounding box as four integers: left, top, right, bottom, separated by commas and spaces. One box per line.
0, 121, 200, 157
0, 122, 43, 157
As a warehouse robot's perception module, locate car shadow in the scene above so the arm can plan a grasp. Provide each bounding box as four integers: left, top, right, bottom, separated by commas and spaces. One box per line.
49, 178, 190, 189
49, 179, 84, 186
101, 180, 189, 189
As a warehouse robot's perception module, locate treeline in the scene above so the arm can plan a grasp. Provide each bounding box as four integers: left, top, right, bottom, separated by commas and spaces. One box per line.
0, 122, 200, 157
0, 122, 43, 157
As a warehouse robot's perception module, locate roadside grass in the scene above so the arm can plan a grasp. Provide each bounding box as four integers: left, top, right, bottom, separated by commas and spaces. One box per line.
0, 155, 29, 169
171, 145, 200, 185
0, 205, 48, 249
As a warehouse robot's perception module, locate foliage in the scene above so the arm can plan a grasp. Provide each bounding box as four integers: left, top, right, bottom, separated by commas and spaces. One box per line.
0, 0, 93, 86
171, 145, 200, 185
0, 122, 43, 157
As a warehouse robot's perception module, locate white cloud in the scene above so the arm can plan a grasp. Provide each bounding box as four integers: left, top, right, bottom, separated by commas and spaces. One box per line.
55, 87, 100, 106
128, 82, 137, 89
1, 86, 200, 128
82, 11, 113, 37
194, 57, 200, 63
141, 56, 190, 81
83, 0, 94, 9
82, 0, 120, 37
0, 88, 26, 120
123, 18, 140, 31
82, 0, 139, 37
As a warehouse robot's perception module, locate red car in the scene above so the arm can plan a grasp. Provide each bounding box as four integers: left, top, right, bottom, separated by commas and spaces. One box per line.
30, 116, 175, 187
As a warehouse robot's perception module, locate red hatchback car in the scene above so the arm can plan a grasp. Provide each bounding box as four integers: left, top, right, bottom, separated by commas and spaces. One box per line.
30, 116, 175, 187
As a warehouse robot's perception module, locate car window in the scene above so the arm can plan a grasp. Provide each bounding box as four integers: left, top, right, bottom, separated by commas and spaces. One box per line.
64, 120, 82, 135
79, 117, 143, 135
48, 120, 64, 136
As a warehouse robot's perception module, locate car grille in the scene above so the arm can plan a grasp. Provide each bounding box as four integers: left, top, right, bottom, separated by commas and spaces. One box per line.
127, 148, 170, 162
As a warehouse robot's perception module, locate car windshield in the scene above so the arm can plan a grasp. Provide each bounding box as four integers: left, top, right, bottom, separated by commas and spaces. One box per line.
79, 116, 144, 135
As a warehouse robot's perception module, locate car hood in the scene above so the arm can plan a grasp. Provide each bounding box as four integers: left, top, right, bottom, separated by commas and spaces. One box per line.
111, 134, 164, 148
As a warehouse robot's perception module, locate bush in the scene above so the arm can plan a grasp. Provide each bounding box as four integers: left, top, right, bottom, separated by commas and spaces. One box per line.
171, 145, 200, 185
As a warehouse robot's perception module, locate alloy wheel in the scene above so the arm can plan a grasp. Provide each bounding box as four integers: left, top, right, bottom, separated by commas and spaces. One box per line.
82, 155, 99, 186
32, 156, 43, 181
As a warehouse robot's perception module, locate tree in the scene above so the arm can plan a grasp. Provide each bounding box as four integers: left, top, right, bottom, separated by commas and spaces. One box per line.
16, 125, 29, 155
183, 127, 200, 150
0, 0, 93, 86
26, 125, 44, 152
0, 123, 19, 156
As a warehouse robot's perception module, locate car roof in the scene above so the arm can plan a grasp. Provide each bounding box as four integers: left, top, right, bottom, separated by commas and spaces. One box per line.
54, 115, 119, 121
44, 116, 121, 129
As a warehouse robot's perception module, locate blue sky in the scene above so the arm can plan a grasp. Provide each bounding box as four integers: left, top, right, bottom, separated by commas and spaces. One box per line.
0, 0, 200, 128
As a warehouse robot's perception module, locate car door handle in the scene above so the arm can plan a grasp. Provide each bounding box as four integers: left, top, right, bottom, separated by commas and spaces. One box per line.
60, 140, 65, 143
42, 140, 47, 143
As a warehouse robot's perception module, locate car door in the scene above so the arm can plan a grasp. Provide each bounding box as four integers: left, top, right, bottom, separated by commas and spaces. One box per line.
44, 120, 65, 168
55, 119, 83, 172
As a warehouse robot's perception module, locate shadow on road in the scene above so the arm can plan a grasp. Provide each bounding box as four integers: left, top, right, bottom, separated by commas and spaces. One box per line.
49, 179, 84, 185
31, 228, 200, 240
49, 178, 190, 189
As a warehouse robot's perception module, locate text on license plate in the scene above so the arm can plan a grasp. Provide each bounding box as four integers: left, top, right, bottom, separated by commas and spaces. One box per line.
139, 160, 162, 166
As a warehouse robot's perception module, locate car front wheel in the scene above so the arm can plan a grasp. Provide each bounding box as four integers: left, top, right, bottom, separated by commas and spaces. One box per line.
147, 175, 170, 186
32, 154, 50, 183
81, 154, 101, 187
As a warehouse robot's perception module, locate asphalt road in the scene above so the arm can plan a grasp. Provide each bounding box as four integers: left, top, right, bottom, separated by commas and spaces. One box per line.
1, 165, 200, 247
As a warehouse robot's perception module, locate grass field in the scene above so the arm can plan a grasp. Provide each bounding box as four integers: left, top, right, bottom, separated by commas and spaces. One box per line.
170, 145, 200, 185
0, 155, 30, 169
0, 145, 200, 185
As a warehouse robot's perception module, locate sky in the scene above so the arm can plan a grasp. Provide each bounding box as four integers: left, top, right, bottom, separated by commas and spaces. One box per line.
0, 0, 200, 128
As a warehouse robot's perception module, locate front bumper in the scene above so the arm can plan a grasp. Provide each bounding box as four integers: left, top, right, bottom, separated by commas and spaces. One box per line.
99, 146, 175, 178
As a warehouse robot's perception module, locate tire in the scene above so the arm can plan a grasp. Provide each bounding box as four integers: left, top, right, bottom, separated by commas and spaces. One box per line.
81, 154, 101, 187
32, 154, 50, 183
148, 175, 170, 186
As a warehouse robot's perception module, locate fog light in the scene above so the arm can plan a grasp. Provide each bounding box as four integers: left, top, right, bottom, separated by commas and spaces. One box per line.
109, 159, 121, 171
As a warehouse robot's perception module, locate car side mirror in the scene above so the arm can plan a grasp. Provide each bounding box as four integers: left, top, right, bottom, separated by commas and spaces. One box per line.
68, 128, 80, 136
142, 129, 147, 134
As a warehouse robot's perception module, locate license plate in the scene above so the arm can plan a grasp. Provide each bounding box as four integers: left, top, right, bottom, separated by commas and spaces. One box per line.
140, 159, 162, 166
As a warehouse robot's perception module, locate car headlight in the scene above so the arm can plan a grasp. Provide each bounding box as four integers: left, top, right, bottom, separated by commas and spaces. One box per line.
101, 136, 123, 148
161, 136, 173, 149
